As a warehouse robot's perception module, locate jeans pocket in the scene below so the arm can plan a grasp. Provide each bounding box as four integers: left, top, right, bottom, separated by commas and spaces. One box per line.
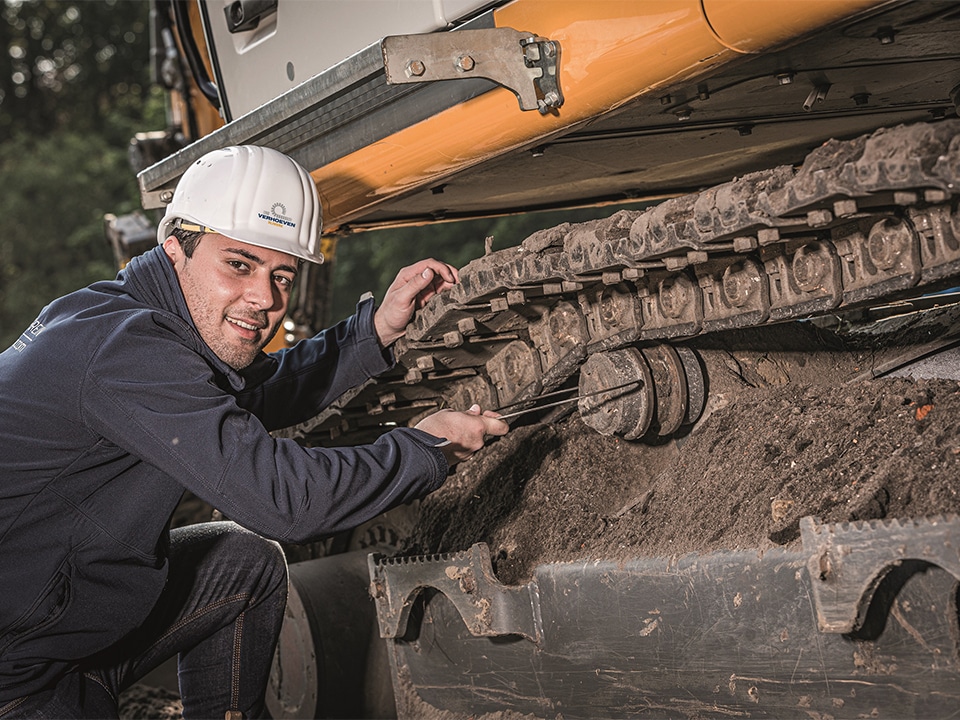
0, 569, 71, 659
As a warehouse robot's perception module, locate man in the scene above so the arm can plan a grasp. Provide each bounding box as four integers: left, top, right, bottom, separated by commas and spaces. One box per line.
0, 145, 507, 718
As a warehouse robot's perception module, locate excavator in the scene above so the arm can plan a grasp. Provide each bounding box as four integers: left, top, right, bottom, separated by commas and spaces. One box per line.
106, 1, 960, 717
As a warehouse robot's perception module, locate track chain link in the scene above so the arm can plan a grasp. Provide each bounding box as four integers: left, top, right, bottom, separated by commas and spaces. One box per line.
283, 120, 960, 445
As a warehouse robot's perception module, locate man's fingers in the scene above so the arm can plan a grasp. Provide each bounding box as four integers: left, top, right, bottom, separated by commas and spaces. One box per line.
392, 264, 450, 309
481, 413, 509, 436
396, 260, 458, 288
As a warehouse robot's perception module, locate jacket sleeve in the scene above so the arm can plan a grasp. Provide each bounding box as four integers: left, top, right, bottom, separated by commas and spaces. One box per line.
235, 297, 392, 431
80, 312, 448, 543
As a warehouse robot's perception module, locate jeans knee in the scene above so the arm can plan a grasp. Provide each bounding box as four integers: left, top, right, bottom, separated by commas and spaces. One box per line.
223, 526, 288, 603
172, 521, 288, 607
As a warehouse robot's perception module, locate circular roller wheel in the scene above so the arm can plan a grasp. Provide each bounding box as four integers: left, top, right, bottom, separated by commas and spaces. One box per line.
578, 348, 654, 440
442, 374, 499, 413
675, 346, 706, 427
639, 344, 688, 438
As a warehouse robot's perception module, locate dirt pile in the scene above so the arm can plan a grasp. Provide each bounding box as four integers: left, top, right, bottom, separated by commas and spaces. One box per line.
407, 320, 960, 586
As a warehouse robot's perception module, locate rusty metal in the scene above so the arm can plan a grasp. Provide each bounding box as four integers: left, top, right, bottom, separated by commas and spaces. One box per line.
578, 349, 654, 440
281, 120, 960, 447
368, 543, 542, 642
485, 339, 541, 407
640, 344, 688, 437
493, 380, 641, 421
799, 515, 960, 633
578, 283, 643, 351
766, 239, 842, 322
375, 514, 960, 718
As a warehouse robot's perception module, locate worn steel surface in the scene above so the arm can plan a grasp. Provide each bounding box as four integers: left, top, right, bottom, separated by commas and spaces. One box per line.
373, 516, 960, 719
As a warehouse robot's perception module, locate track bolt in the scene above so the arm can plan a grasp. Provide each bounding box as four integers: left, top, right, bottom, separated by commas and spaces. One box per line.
406, 59, 426, 77
456, 55, 475, 72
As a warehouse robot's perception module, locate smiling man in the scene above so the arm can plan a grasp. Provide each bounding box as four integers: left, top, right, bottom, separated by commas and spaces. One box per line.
0, 146, 506, 718
164, 232, 299, 370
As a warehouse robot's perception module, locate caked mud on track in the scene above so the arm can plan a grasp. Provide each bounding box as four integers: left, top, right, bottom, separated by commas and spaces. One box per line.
281, 120, 960, 451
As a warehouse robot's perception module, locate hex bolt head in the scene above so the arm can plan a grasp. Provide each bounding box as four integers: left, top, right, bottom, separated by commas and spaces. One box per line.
406, 59, 426, 77
833, 199, 858, 217
456, 55, 475, 72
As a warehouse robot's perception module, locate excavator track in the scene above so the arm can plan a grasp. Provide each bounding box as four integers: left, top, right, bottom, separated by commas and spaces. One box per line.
282, 120, 960, 446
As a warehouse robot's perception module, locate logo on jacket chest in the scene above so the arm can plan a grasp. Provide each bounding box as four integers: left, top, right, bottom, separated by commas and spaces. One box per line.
11, 319, 45, 352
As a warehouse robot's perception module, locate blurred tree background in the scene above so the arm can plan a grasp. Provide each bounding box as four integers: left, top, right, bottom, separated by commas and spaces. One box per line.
0, 0, 619, 348
0, 0, 162, 347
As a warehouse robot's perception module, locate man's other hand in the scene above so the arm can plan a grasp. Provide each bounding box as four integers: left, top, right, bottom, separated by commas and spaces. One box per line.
415, 405, 509, 468
374, 259, 458, 347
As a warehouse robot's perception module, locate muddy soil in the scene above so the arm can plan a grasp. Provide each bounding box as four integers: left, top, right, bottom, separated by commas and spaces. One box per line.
405, 308, 960, 586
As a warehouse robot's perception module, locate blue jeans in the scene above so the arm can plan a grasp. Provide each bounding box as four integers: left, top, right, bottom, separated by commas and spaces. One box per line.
0, 522, 288, 719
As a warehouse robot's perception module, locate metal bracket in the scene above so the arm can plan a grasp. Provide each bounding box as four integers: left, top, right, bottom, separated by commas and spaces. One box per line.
382, 28, 562, 114
368, 543, 542, 642
800, 514, 960, 633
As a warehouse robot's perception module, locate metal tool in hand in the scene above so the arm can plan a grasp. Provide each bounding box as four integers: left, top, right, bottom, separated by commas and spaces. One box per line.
493, 380, 641, 421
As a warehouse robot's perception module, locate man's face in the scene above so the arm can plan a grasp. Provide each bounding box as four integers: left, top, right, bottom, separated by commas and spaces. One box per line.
163, 233, 298, 370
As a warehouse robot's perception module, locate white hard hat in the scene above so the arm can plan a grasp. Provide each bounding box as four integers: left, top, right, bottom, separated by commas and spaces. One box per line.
157, 145, 323, 264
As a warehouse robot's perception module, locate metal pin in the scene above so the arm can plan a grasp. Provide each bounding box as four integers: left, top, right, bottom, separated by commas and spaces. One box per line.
493, 380, 640, 421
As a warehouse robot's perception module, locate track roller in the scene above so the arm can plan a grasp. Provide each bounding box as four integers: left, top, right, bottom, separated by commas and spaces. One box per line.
578, 348, 654, 440
578, 344, 706, 441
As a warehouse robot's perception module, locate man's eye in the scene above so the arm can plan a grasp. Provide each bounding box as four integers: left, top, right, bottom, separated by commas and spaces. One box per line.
275, 275, 294, 289
228, 260, 249, 272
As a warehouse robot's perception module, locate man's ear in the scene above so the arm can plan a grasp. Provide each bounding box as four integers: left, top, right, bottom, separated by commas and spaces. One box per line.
161, 236, 181, 264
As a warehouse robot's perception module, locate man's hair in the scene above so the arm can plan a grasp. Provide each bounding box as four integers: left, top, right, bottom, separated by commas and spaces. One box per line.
171, 227, 205, 257
168, 227, 304, 272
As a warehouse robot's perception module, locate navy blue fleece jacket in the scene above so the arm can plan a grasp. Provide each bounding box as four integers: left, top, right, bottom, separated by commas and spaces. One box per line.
0, 246, 447, 699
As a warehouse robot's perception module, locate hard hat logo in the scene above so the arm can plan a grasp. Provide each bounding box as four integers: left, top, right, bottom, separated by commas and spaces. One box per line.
258, 204, 296, 230
157, 145, 324, 264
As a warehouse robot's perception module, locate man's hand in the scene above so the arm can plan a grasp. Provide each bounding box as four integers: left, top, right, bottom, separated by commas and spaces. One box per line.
374, 259, 459, 347
415, 405, 509, 468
